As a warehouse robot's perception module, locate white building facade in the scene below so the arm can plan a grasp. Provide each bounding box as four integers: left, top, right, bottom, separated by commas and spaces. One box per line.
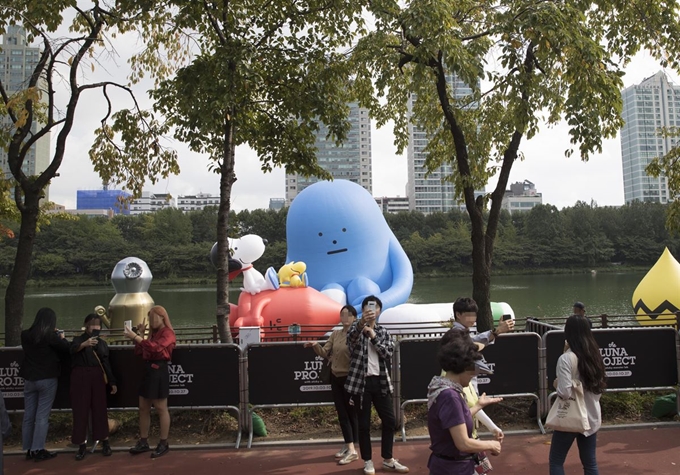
129, 191, 176, 214
285, 102, 372, 203
406, 75, 483, 213
0, 26, 51, 193
621, 71, 680, 204
501, 180, 543, 213
175, 193, 219, 212
375, 196, 410, 214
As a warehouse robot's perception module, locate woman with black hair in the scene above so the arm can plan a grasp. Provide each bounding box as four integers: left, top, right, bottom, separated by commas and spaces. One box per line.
427, 330, 502, 475
20, 307, 70, 462
70, 313, 117, 461
549, 314, 606, 475
304, 305, 359, 465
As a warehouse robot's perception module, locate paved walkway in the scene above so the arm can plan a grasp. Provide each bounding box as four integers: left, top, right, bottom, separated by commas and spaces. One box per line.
6, 425, 680, 474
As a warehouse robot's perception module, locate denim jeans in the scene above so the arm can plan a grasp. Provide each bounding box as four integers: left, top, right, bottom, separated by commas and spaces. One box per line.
22, 378, 59, 451
549, 430, 598, 475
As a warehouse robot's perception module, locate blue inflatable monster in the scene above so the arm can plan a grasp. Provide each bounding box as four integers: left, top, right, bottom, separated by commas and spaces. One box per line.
286, 180, 413, 312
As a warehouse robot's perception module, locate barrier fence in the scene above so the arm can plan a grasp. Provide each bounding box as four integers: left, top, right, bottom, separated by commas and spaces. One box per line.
0, 325, 677, 448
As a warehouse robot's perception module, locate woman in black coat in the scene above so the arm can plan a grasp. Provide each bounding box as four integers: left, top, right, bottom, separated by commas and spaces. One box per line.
20, 307, 70, 462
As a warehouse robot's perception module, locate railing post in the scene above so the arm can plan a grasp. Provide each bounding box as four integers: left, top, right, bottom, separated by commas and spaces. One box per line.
213, 324, 219, 343
601, 314, 608, 328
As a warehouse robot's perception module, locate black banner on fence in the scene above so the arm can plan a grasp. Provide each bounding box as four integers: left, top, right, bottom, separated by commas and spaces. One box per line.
109, 345, 240, 408
476, 333, 541, 395
399, 339, 440, 401
545, 328, 679, 390
399, 333, 541, 401
0, 344, 240, 411
0, 347, 72, 411
248, 344, 333, 405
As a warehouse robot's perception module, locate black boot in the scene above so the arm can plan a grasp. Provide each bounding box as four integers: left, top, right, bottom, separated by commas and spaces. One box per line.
75, 444, 87, 461
33, 449, 57, 462
151, 441, 169, 459
129, 439, 150, 455
102, 440, 112, 456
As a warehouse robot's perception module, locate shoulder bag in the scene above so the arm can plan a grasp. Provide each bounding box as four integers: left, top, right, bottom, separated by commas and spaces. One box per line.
92, 349, 109, 385
545, 351, 590, 433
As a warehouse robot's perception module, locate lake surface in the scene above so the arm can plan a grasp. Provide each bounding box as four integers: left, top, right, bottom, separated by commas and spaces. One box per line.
1, 272, 646, 330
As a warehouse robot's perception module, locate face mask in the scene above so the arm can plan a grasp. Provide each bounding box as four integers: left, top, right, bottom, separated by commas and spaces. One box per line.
91, 329, 101, 337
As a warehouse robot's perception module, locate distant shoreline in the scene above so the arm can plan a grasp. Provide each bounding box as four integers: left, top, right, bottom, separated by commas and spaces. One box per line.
0, 264, 650, 290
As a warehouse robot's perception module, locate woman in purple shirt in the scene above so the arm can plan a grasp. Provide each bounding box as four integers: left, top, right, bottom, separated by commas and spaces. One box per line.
427, 330, 502, 475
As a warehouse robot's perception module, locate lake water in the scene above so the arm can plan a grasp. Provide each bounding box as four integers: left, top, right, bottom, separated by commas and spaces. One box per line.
2, 271, 646, 330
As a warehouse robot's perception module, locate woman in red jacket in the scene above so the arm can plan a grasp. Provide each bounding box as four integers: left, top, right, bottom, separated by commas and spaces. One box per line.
123, 305, 176, 459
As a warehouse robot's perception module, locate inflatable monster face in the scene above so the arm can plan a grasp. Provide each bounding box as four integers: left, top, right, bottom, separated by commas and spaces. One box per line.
286, 180, 413, 310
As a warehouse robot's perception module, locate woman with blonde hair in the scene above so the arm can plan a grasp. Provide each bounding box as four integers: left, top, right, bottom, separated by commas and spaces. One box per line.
124, 305, 176, 459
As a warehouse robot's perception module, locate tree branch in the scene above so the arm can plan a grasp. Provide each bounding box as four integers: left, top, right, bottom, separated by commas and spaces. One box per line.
485, 42, 537, 261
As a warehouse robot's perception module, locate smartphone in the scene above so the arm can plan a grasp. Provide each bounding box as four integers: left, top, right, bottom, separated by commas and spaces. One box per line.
91, 329, 101, 338
366, 301, 377, 313
501, 314, 513, 321
124, 320, 132, 332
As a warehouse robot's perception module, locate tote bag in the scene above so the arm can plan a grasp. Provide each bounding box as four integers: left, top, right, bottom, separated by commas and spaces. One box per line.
545, 351, 590, 433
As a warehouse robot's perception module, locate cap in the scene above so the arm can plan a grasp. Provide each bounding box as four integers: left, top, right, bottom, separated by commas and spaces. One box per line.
474, 359, 494, 375
573, 301, 585, 310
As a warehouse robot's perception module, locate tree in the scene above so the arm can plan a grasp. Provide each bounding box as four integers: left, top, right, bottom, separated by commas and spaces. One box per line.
647, 126, 680, 231
133, 0, 367, 342
352, 0, 680, 330
0, 3, 180, 344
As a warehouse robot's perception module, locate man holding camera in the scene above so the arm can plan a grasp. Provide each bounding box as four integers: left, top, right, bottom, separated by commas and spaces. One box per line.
452, 297, 514, 349
345, 296, 409, 475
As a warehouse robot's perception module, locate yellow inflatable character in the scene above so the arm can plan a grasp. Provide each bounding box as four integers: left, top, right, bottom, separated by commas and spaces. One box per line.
278, 261, 308, 288
632, 247, 680, 326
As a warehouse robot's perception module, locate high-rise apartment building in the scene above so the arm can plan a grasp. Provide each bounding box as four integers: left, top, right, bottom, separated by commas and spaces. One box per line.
621, 71, 680, 204
406, 75, 483, 214
0, 26, 51, 188
285, 102, 371, 203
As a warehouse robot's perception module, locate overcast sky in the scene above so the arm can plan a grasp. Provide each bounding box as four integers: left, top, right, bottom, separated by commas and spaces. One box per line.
39, 27, 678, 212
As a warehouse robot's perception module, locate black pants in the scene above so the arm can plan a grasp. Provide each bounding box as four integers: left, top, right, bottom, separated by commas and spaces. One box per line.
358, 376, 396, 461
70, 366, 109, 444
331, 374, 358, 444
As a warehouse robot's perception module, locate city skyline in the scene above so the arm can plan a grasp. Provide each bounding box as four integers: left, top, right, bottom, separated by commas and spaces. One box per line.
8, 24, 679, 213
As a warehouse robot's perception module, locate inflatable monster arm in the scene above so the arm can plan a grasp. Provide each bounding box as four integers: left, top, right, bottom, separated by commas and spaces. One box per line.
347, 235, 413, 312
376, 235, 414, 310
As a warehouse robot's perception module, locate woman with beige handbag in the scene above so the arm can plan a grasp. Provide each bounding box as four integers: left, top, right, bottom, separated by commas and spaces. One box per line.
548, 315, 606, 475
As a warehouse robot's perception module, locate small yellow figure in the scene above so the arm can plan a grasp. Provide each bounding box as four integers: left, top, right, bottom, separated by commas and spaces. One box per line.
278, 261, 308, 288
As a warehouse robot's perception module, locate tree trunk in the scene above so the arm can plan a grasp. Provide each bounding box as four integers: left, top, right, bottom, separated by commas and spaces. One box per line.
215, 117, 237, 344
4, 192, 40, 346
469, 201, 493, 332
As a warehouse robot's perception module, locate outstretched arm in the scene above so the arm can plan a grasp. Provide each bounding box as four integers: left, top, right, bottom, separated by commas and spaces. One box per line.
376, 235, 413, 309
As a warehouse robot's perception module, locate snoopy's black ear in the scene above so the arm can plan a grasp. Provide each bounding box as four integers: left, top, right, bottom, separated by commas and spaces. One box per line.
262, 239, 268, 245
